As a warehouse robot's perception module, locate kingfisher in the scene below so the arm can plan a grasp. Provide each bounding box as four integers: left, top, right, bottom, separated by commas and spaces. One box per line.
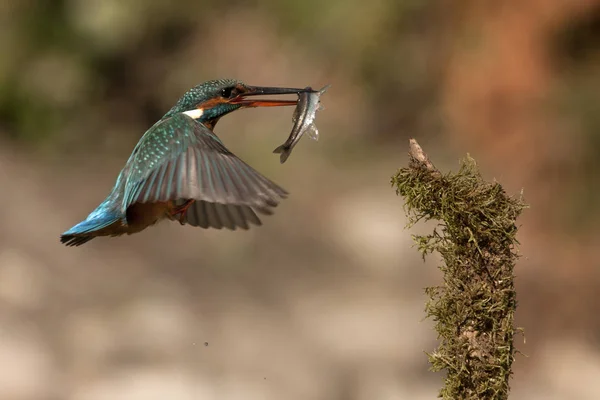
61, 79, 312, 247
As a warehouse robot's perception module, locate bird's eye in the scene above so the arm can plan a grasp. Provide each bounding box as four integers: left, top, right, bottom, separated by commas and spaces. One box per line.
221, 87, 234, 98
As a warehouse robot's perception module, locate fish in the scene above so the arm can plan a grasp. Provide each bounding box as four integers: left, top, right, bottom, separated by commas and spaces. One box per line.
273, 84, 330, 164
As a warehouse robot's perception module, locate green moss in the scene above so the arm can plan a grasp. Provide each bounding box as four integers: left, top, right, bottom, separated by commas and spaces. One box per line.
391, 141, 527, 400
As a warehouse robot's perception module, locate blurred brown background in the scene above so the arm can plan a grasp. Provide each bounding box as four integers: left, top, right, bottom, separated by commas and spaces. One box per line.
1, 1, 599, 399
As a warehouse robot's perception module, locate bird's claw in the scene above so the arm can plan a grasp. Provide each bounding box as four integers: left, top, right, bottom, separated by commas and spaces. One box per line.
172, 199, 194, 225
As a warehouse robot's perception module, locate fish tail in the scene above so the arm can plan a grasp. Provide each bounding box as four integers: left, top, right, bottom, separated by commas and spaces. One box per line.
272, 144, 291, 164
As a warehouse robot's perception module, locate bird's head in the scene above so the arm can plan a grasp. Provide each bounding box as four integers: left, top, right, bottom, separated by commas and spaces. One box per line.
163, 79, 311, 129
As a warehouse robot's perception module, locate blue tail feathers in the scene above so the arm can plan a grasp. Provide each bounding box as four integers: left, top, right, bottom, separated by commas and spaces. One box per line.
61, 203, 121, 247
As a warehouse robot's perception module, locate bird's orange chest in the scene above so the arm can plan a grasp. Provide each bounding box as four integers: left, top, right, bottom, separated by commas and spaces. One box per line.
125, 201, 174, 233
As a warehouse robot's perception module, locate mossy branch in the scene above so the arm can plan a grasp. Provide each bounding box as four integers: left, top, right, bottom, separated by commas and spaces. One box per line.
391, 139, 527, 400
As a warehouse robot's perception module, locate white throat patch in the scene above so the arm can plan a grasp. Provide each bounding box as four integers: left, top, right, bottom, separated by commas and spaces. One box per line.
183, 109, 204, 119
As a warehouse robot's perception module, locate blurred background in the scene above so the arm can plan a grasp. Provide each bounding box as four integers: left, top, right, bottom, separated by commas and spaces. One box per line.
1, 1, 599, 399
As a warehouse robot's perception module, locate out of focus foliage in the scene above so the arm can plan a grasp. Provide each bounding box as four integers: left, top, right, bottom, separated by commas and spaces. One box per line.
2, 0, 599, 231
0, 0, 444, 151
550, 7, 600, 231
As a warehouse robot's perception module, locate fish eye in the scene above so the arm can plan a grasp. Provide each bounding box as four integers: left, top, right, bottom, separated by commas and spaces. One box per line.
221, 87, 235, 98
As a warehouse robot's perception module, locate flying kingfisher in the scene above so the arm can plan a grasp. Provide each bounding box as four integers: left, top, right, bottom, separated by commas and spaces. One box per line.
61, 79, 312, 246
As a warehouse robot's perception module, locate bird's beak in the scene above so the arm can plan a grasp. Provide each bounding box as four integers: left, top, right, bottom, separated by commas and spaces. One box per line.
229, 86, 315, 108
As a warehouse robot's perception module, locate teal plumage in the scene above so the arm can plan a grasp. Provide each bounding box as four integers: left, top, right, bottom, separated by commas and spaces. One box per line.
122, 113, 287, 218
61, 79, 304, 246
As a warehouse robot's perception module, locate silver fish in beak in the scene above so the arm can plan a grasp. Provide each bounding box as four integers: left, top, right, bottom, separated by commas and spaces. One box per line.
273, 84, 330, 164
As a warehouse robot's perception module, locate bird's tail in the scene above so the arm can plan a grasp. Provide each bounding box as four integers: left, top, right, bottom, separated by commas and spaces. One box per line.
272, 144, 291, 164
60, 207, 122, 247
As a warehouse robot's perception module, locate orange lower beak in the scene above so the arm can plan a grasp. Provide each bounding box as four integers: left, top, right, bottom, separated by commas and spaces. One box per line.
229, 85, 314, 108
230, 99, 298, 108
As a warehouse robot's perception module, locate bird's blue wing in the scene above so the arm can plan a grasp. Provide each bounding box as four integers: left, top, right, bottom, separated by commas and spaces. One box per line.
121, 113, 287, 228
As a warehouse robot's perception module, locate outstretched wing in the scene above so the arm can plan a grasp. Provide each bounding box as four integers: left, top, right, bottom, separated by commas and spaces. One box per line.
121, 113, 288, 226
181, 200, 264, 230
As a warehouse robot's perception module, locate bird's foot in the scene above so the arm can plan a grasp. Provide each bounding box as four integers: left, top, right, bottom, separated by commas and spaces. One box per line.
172, 199, 195, 225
